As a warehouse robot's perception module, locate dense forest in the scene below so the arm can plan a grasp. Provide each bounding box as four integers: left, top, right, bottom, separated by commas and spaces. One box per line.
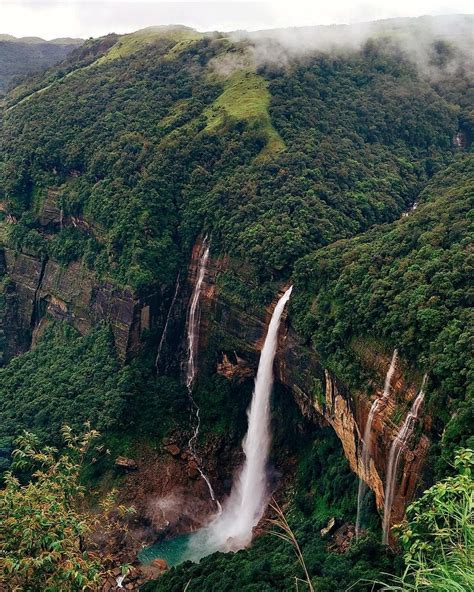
0, 14, 472, 592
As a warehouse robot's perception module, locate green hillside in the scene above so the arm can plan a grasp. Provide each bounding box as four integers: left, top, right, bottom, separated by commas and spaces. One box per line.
0, 15, 472, 592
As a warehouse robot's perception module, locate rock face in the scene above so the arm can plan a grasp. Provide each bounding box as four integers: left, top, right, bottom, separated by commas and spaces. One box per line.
1, 235, 431, 541
0, 247, 156, 361
186, 239, 430, 540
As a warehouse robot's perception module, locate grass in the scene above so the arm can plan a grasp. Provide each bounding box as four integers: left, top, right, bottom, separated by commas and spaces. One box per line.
95, 26, 202, 65
204, 69, 285, 159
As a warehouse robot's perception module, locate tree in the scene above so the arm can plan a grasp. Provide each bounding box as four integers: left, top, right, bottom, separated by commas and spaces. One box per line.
0, 426, 132, 591
377, 448, 474, 591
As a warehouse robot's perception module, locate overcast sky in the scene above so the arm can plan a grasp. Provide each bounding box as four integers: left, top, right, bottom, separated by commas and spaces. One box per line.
1, 0, 472, 40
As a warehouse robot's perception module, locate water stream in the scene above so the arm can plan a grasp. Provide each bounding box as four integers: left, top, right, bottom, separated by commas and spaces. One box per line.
355, 349, 398, 536
185, 286, 293, 561
382, 374, 427, 544
184, 240, 221, 511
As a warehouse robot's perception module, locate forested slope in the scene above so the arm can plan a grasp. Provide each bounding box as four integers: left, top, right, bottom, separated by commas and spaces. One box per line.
0, 36, 82, 95
0, 25, 464, 290
0, 16, 472, 591
293, 155, 474, 476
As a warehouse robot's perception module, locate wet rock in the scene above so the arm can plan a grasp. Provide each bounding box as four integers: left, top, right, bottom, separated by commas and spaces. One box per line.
187, 460, 200, 479
151, 558, 169, 572
320, 517, 338, 537
329, 523, 356, 553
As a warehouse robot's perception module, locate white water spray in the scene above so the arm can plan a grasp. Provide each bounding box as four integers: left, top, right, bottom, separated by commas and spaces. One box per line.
184, 240, 221, 511
188, 286, 293, 560
382, 374, 427, 544
356, 349, 398, 536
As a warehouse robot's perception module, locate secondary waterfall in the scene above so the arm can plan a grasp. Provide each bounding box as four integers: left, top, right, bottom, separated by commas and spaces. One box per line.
185, 242, 209, 389
155, 273, 180, 373
356, 349, 398, 536
187, 286, 293, 560
184, 240, 220, 511
382, 374, 428, 544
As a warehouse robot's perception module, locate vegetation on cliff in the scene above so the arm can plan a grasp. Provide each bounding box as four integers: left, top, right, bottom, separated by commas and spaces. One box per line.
0, 323, 126, 467
0, 29, 463, 291
0, 16, 472, 592
377, 448, 474, 591
293, 155, 474, 477
0, 427, 134, 591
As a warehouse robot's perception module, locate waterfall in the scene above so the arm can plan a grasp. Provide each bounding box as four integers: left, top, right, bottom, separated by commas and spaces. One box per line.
356, 349, 398, 536
185, 242, 209, 390
155, 273, 180, 373
382, 374, 428, 544
187, 286, 293, 560
183, 240, 220, 511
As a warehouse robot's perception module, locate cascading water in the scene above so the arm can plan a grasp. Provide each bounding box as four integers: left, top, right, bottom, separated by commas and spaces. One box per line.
155, 273, 180, 373
185, 242, 209, 390
187, 286, 293, 561
356, 349, 398, 536
382, 374, 428, 544
184, 240, 220, 511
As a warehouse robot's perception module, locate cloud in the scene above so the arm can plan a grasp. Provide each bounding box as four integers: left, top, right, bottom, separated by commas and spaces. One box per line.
0, 0, 472, 40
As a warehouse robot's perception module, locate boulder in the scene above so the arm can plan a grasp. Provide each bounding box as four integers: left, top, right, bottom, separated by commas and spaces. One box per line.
115, 457, 138, 470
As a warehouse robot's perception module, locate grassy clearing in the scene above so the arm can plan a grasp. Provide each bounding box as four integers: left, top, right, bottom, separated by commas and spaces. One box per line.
95, 26, 202, 65
204, 69, 285, 159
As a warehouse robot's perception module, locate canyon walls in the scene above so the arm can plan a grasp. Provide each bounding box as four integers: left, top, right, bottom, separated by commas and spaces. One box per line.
185, 241, 431, 537
0, 247, 154, 362
0, 237, 431, 538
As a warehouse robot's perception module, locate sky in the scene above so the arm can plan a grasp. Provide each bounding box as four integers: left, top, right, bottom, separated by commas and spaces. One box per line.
0, 0, 472, 40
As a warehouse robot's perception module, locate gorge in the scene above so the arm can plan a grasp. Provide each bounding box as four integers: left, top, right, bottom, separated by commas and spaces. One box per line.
0, 14, 472, 592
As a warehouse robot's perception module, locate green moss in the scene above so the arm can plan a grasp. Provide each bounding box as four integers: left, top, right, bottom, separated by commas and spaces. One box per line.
311, 378, 325, 407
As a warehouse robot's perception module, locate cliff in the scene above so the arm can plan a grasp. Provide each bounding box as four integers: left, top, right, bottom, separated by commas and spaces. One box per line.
184, 240, 431, 539
0, 247, 154, 362
0, 236, 431, 539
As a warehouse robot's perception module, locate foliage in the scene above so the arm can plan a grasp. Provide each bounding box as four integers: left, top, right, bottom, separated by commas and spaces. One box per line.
0, 33, 463, 291
293, 156, 474, 477
0, 38, 80, 95
0, 323, 126, 454
376, 448, 474, 591
268, 499, 314, 592
0, 427, 103, 591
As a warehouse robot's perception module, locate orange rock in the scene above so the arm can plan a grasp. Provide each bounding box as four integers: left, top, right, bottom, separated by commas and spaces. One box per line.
151, 558, 169, 571
165, 444, 180, 456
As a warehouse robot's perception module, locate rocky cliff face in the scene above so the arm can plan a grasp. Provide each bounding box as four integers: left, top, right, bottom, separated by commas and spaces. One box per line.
0, 247, 156, 362
1, 236, 431, 539
186, 240, 430, 539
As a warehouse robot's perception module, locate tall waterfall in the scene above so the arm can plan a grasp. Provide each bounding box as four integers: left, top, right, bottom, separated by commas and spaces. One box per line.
188, 286, 293, 560
382, 374, 428, 544
185, 243, 209, 390
184, 241, 220, 511
356, 349, 398, 536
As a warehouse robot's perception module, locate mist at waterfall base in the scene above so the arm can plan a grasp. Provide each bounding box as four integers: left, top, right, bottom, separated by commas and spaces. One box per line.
141, 286, 293, 567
